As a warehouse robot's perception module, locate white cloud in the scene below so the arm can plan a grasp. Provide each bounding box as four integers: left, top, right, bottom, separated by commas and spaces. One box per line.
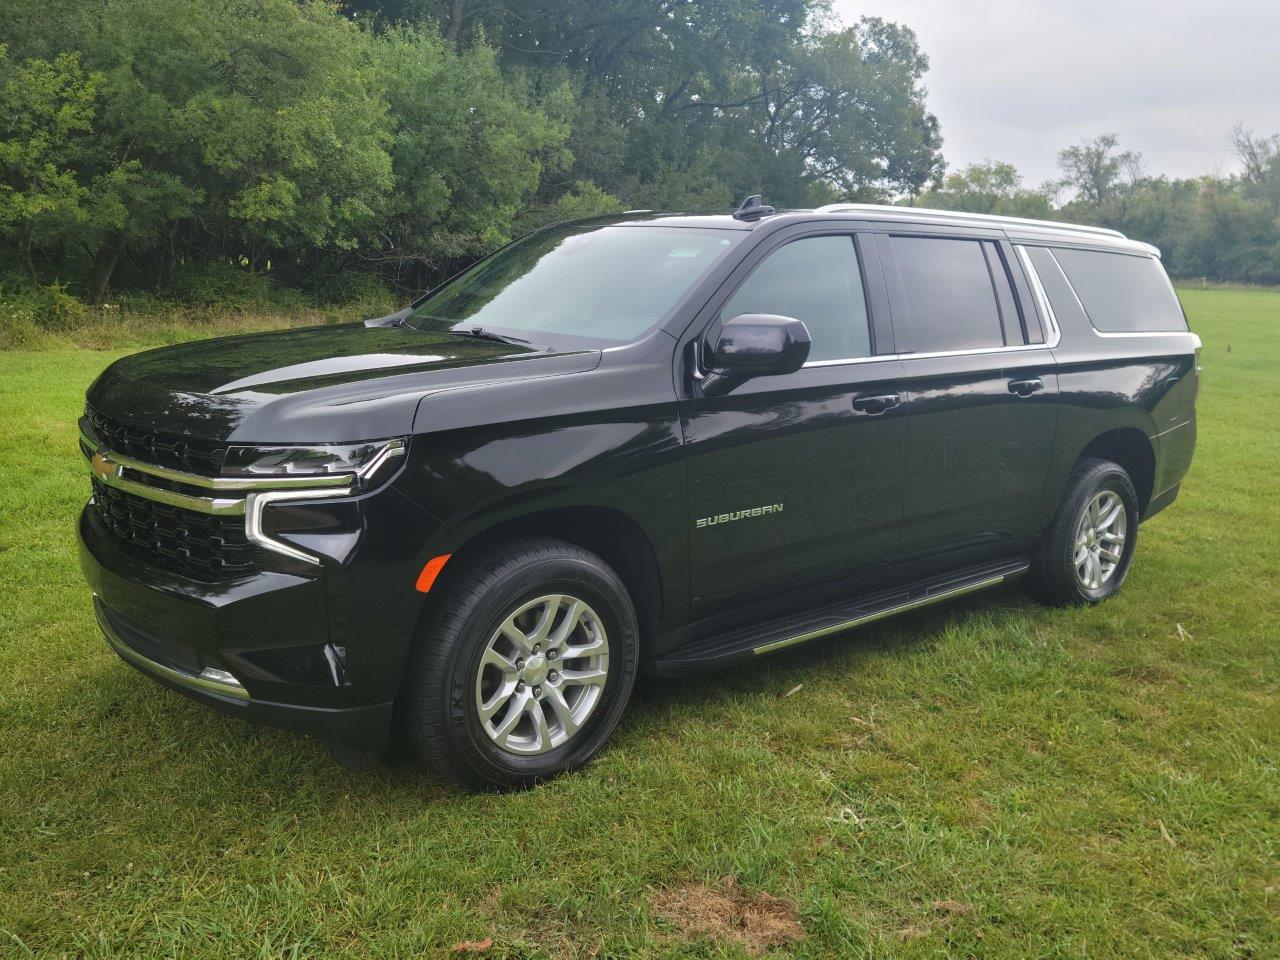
831, 0, 1280, 184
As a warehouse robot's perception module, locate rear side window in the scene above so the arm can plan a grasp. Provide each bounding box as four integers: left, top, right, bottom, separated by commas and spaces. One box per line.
720, 235, 870, 362
1050, 248, 1187, 333
889, 236, 1009, 352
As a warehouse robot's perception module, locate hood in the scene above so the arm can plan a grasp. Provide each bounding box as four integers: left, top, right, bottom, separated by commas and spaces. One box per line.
86, 322, 600, 444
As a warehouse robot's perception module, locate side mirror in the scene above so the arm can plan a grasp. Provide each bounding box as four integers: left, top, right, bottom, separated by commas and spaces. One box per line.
702, 313, 811, 395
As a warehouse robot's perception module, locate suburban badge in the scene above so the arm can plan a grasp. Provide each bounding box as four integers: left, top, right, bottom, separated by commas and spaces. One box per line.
695, 503, 784, 529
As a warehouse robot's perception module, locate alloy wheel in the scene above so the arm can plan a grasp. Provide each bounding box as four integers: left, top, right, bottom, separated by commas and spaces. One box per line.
1073, 490, 1128, 590
473, 593, 610, 755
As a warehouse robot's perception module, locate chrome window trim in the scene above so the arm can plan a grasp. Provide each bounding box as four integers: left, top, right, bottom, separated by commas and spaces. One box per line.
802, 339, 1058, 369
803, 354, 899, 368
1087, 329, 1202, 340
800, 242, 1063, 369
1043, 248, 1192, 339
1014, 244, 1063, 348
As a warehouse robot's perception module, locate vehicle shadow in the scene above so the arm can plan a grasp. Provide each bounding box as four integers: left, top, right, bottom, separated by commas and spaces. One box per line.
19, 582, 1037, 825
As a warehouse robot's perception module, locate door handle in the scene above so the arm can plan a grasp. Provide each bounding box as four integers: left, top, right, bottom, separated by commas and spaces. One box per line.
851, 393, 901, 415
1008, 377, 1044, 397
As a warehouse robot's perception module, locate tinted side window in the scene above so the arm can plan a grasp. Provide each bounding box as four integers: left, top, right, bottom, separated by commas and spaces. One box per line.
1051, 248, 1187, 332
1024, 245, 1090, 333
720, 236, 870, 362
890, 236, 1007, 352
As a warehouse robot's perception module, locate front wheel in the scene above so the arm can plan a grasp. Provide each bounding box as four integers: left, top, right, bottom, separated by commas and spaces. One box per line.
402, 537, 639, 791
1029, 457, 1140, 605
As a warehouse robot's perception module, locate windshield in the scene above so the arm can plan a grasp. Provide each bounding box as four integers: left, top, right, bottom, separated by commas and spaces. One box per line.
407, 223, 741, 349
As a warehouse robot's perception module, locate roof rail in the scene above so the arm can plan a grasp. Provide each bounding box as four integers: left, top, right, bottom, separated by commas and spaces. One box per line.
813, 203, 1128, 241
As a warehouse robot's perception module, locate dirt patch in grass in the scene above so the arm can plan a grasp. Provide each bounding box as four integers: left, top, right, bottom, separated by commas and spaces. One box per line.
650, 876, 804, 954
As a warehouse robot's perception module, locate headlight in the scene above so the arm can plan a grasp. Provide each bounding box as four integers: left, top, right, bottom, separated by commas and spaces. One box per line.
223, 438, 407, 488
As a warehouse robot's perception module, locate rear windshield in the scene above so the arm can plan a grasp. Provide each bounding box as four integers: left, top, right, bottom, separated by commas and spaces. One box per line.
1049, 248, 1187, 333
408, 223, 740, 349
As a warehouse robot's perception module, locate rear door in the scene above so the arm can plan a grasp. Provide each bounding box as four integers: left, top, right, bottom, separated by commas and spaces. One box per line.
678, 225, 909, 618
877, 228, 1060, 562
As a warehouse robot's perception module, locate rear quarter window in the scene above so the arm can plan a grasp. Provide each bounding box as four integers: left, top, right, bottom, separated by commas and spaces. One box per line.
1050, 248, 1187, 333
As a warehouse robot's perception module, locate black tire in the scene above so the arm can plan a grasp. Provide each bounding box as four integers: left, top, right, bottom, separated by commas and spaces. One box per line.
402, 537, 639, 791
1028, 457, 1140, 606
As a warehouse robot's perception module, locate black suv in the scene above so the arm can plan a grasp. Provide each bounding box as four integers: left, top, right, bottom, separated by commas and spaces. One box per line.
78, 200, 1199, 789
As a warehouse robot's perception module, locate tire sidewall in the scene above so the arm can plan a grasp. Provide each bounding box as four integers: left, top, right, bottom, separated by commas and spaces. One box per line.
441, 556, 638, 787
1061, 466, 1139, 603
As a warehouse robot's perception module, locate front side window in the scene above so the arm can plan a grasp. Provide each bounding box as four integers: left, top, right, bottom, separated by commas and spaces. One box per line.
890, 236, 1009, 353
719, 235, 870, 362
408, 224, 741, 349
1050, 248, 1187, 333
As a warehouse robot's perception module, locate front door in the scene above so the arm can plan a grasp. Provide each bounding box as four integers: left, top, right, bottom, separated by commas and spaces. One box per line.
679, 230, 909, 618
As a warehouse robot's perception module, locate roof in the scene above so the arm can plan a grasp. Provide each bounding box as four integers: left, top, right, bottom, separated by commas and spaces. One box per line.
811, 203, 1159, 257
575, 207, 1160, 256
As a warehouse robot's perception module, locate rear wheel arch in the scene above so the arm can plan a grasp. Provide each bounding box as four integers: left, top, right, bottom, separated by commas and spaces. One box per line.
1074, 427, 1155, 517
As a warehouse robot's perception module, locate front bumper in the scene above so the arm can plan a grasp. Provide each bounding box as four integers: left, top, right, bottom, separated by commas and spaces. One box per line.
92, 594, 394, 747
79, 504, 400, 750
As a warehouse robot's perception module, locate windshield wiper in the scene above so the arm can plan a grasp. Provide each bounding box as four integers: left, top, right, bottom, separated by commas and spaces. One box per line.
446, 325, 533, 347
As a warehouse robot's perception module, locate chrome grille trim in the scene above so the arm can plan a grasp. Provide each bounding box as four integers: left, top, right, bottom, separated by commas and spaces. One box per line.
78, 418, 405, 565
79, 420, 351, 492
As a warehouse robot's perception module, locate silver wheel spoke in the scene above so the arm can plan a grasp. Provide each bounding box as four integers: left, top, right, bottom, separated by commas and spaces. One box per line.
1098, 502, 1123, 529
560, 666, 607, 688
550, 599, 584, 646
526, 698, 552, 751
479, 680, 518, 721
481, 646, 518, 676
528, 601, 557, 644
500, 618, 534, 653
491, 692, 530, 739
544, 684, 579, 737
1099, 547, 1122, 564
474, 592, 610, 756
561, 639, 604, 660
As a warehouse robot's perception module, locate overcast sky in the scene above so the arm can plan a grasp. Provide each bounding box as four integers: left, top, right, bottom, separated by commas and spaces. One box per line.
831, 0, 1280, 186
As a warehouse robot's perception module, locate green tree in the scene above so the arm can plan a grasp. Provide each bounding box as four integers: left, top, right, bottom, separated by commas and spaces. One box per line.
372, 29, 571, 278
1057, 133, 1143, 209
915, 160, 1054, 218
0, 48, 97, 281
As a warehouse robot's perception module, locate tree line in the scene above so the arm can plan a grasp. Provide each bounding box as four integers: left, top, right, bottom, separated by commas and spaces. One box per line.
1, 0, 1277, 306
916, 129, 1280, 286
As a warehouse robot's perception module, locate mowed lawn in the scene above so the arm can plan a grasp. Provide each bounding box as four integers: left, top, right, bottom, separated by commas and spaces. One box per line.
1, 288, 1278, 959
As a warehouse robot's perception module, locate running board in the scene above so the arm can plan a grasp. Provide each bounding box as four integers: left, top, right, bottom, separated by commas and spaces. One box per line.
648, 558, 1029, 677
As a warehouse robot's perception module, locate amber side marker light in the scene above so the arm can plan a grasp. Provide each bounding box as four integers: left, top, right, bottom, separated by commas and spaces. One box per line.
415, 554, 452, 593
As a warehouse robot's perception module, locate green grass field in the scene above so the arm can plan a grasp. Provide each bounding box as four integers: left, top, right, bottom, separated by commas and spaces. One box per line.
1, 288, 1278, 958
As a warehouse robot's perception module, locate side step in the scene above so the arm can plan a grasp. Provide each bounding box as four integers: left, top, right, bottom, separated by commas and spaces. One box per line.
648, 558, 1029, 677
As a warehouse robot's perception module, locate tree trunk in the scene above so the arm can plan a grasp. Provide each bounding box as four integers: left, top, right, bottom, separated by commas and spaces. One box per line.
19, 234, 37, 284
446, 0, 463, 45
90, 235, 126, 305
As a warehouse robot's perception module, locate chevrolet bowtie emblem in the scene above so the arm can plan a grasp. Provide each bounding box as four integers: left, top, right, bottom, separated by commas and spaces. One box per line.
90, 451, 118, 481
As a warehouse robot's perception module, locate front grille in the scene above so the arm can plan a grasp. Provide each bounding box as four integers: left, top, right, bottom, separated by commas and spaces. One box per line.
86, 408, 226, 475
91, 478, 258, 581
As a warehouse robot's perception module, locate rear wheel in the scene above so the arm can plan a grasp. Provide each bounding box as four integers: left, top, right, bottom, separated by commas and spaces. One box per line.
1029, 458, 1139, 605
402, 537, 639, 791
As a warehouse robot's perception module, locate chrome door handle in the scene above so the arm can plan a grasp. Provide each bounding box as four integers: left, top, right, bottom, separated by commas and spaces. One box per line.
1008, 378, 1044, 397
851, 393, 901, 415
